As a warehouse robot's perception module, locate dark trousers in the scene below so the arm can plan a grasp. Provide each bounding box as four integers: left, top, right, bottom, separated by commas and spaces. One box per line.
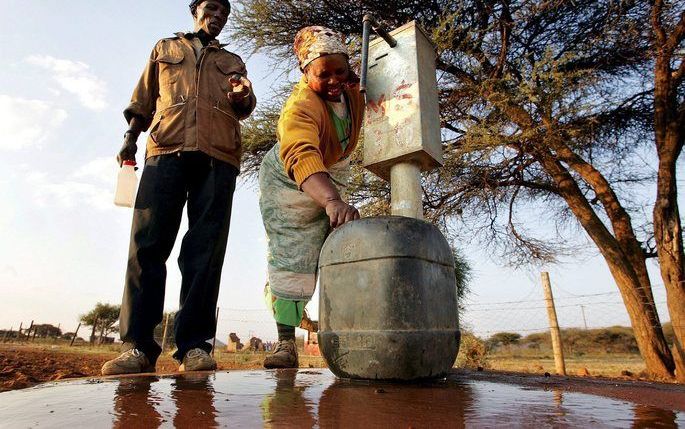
118, 152, 238, 363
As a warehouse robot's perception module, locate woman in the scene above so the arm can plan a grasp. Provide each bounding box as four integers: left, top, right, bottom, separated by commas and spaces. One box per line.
259, 26, 364, 368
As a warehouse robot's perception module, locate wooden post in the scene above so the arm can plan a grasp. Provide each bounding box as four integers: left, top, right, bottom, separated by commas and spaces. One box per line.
17, 322, 23, 341
161, 313, 170, 353
90, 317, 99, 345
541, 272, 566, 375
31, 328, 37, 342
25, 320, 34, 342
212, 307, 220, 357
580, 305, 588, 330
70, 323, 81, 347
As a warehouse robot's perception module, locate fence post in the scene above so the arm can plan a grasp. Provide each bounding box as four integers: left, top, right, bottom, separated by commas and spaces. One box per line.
580, 305, 588, 330
161, 313, 170, 353
541, 272, 566, 375
17, 322, 23, 342
25, 320, 34, 342
212, 307, 220, 357
70, 323, 81, 347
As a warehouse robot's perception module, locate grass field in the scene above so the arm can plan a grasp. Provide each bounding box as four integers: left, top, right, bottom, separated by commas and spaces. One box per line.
486, 353, 647, 378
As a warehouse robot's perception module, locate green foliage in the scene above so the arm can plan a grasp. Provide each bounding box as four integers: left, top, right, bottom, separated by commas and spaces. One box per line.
80, 302, 120, 338
230, 0, 655, 265
512, 326, 641, 355
31, 324, 62, 338
486, 332, 522, 349
452, 246, 472, 312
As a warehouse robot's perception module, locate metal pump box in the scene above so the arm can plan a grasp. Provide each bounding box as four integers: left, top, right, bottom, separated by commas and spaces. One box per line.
362, 21, 442, 181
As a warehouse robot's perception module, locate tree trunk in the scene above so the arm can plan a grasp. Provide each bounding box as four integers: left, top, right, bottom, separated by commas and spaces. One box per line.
539, 153, 675, 379
654, 168, 685, 382
652, 79, 685, 382
651, 3, 685, 381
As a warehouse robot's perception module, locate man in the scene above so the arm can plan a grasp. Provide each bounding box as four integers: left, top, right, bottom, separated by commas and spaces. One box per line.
102, 0, 256, 375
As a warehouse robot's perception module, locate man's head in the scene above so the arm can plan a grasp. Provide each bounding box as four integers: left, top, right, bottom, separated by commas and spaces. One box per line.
190, 0, 231, 38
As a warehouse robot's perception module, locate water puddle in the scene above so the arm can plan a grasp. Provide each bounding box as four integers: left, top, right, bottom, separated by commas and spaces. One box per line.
0, 370, 683, 428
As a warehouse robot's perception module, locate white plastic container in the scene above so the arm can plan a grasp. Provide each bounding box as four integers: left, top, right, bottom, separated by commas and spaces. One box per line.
114, 160, 138, 208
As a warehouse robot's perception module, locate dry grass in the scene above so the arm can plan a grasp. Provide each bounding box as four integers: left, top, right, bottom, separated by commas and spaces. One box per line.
487, 353, 647, 378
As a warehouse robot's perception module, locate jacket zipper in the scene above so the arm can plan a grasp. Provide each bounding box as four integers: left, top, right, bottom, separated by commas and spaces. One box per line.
213, 104, 237, 121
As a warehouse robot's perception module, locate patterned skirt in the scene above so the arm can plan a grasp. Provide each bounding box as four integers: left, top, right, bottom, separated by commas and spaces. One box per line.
258, 144, 349, 324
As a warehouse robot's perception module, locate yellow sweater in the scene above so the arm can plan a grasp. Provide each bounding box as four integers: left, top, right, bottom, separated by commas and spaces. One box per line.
278, 76, 365, 186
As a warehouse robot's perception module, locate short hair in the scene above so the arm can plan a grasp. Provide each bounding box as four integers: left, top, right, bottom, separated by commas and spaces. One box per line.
189, 0, 231, 16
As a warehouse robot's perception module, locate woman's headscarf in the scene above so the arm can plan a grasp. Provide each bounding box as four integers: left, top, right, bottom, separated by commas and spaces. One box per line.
293, 26, 349, 71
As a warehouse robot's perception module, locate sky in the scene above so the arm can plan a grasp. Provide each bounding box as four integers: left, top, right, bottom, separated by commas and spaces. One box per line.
0, 0, 672, 343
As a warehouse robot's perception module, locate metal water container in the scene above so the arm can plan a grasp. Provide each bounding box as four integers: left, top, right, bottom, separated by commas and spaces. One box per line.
318, 216, 460, 380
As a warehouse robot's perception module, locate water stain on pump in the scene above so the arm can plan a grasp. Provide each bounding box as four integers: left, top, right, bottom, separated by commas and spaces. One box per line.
1, 369, 683, 428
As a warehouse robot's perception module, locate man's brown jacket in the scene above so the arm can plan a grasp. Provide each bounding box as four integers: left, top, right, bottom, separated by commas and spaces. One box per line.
124, 33, 256, 169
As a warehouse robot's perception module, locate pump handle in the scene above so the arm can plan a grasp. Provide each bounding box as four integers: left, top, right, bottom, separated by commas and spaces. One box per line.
360, 14, 397, 94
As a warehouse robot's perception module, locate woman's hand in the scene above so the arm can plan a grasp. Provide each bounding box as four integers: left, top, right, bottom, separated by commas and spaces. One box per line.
301, 172, 360, 228
325, 199, 360, 228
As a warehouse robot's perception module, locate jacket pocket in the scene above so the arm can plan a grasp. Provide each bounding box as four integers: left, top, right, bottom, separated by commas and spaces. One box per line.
151, 102, 186, 146
157, 51, 185, 87
215, 58, 243, 93
211, 103, 240, 156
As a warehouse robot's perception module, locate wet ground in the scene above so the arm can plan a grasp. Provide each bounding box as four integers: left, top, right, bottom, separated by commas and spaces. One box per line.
1, 369, 684, 428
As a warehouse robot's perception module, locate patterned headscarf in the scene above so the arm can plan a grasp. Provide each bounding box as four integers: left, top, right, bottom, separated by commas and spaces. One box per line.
293, 26, 349, 71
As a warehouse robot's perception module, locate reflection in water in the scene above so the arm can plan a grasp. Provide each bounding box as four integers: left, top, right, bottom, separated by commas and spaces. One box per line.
171, 373, 219, 428
11, 370, 673, 427
318, 377, 473, 428
112, 376, 163, 428
261, 369, 316, 428
112, 373, 219, 428
632, 404, 679, 429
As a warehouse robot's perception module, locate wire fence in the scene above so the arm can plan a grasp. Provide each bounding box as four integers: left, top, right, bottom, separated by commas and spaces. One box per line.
0, 280, 676, 347
460, 282, 673, 339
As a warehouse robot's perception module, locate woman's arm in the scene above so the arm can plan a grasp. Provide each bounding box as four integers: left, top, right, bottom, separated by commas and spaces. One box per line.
300, 172, 360, 228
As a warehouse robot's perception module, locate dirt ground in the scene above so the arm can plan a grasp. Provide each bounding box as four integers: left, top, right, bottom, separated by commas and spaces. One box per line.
0, 343, 324, 392
2, 343, 684, 412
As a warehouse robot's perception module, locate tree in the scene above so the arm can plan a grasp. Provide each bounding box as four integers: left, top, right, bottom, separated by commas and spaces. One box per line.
32, 324, 62, 338
230, 0, 675, 378
80, 303, 120, 344
487, 332, 521, 349
650, 0, 685, 382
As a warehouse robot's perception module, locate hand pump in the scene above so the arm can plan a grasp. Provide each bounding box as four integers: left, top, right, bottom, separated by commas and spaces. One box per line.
360, 14, 397, 94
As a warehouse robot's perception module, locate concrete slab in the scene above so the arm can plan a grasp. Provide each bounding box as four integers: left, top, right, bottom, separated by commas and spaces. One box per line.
0, 369, 683, 427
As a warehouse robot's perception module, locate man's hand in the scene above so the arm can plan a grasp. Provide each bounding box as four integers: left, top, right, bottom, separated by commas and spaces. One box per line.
117, 132, 138, 167
226, 74, 252, 104
325, 199, 360, 228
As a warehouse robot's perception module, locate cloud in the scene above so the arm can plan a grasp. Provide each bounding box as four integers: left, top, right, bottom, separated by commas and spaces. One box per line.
1, 265, 18, 278
25, 55, 108, 111
0, 95, 68, 151
27, 157, 119, 210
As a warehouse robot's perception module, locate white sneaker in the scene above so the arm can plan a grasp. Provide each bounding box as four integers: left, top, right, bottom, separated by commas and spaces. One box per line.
179, 348, 217, 372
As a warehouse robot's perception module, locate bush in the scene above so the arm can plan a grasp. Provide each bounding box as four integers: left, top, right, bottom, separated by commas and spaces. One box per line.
456, 332, 488, 369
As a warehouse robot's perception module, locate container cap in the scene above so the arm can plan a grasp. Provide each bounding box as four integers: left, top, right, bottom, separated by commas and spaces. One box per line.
122, 160, 137, 166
